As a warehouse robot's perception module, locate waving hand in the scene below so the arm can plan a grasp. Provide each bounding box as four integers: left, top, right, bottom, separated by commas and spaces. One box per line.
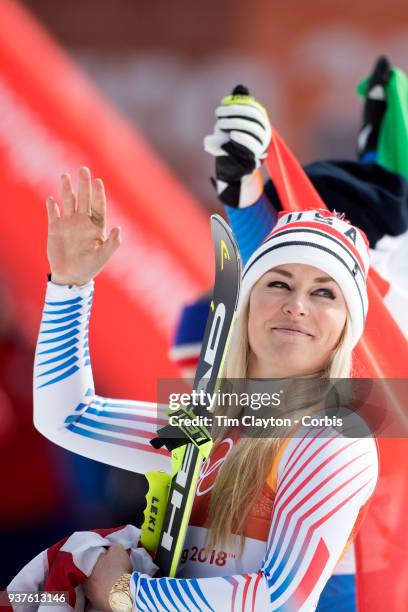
46, 167, 121, 286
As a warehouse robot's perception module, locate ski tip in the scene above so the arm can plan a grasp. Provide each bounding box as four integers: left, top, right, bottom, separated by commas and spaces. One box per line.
210, 215, 236, 245
210, 213, 231, 232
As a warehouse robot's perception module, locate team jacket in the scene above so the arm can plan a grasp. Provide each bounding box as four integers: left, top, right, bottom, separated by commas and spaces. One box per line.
173, 162, 408, 376
33, 281, 378, 611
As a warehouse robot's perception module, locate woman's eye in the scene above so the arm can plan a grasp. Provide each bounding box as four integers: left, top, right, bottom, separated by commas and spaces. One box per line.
267, 281, 290, 289
313, 288, 336, 299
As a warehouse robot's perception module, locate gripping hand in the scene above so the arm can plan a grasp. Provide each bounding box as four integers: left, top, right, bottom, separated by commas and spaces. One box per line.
204, 85, 271, 208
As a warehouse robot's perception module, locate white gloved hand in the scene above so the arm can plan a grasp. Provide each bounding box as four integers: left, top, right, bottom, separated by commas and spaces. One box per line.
204, 86, 272, 208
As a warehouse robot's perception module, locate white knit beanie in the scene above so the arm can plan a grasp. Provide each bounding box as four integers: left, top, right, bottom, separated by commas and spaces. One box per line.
239, 209, 370, 347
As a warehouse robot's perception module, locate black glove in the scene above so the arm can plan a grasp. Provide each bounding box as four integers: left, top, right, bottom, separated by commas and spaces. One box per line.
357, 55, 392, 159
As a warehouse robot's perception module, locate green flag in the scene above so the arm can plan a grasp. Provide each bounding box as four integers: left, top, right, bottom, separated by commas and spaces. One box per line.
357, 67, 408, 180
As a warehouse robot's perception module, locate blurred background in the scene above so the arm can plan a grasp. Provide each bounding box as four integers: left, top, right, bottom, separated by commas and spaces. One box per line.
21, 0, 408, 206
1, 0, 408, 587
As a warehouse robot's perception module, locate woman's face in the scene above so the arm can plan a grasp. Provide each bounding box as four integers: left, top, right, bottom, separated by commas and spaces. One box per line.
247, 263, 348, 378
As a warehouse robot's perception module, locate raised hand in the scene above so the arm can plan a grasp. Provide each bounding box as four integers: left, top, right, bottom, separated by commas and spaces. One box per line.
46, 167, 121, 286
204, 86, 272, 208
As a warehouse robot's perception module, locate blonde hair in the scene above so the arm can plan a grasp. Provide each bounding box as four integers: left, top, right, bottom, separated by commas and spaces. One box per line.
206, 305, 354, 552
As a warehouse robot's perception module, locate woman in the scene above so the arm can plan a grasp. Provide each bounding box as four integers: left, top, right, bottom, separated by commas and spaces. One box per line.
34, 167, 378, 611
170, 63, 408, 611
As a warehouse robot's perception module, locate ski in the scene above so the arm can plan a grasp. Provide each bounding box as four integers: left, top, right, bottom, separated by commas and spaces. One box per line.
151, 214, 241, 576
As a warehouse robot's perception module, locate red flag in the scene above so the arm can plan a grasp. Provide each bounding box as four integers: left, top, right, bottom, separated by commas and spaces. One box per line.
266, 127, 408, 611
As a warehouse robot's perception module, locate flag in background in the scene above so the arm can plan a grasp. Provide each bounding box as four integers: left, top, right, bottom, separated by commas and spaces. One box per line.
266, 125, 408, 612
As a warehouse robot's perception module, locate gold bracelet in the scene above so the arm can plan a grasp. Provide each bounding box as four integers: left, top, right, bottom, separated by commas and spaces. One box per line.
108, 573, 133, 612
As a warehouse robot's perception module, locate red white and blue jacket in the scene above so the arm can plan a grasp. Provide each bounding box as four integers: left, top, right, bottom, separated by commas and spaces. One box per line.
31, 281, 378, 611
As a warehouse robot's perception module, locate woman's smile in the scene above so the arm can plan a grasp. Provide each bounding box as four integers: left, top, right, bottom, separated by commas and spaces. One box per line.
247, 263, 348, 378
270, 324, 314, 337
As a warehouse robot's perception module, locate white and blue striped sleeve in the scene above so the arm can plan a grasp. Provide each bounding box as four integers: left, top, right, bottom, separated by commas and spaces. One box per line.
128, 429, 378, 611
33, 281, 170, 473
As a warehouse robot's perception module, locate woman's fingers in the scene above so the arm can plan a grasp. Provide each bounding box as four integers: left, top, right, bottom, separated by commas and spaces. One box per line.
109, 226, 121, 244
91, 178, 107, 228
105, 226, 121, 253
60, 173, 76, 215
45, 197, 61, 224
99, 226, 121, 263
77, 166, 92, 214
60, 168, 101, 219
